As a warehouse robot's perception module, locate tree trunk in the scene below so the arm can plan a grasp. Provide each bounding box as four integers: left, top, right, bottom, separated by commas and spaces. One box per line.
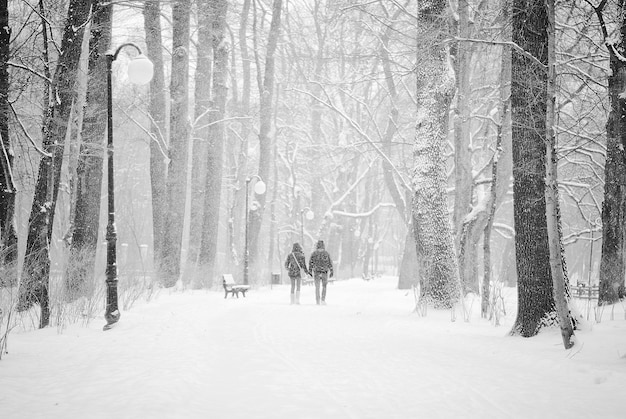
230, 0, 252, 277
198, 0, 229, 285
597, 1, 626, 305
413, 1, 461, 309
66, 0, 112, 300
17, 0, 92, 328
453, 0, 475, 295
143, 0, 167, 276
545, 0, 574, 349
187, 0, 213, 268
483, 2, 512, 317
0, 0, 17, 287
247, 0, 282, 281
510, 0, 556, 337
159, 0, 191, 287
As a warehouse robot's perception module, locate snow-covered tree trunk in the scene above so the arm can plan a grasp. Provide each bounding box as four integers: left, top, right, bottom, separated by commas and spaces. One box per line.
248, 0, 282, 279
510, 0, 556, 337
229, 0, 253, 273
413, 1, 460, 309
595, 1, 626, 305
453, 0, 475, 294
143, 0, 167, 274
544, 0, 574, 349
198, 0, 229, 284
160, 0, 190, 287
66, 0, 111, 300
187, 0, 213, 268
17, 0, 92, 327
0, 0, 17, 287
483, 1, 512, 317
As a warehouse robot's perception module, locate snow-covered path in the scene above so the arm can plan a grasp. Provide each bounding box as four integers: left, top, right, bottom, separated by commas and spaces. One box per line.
1, 277, 625, 418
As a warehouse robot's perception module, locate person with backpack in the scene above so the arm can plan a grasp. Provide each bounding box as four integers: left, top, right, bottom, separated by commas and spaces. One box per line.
308, 240, 334, 305
285, 242, 310, 305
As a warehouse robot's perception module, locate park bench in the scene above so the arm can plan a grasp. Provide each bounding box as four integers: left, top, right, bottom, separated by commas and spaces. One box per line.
573, 283, 599, 300
222, 274, 250, 299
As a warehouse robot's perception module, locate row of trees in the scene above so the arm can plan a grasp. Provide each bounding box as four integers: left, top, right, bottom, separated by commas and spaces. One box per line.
0, 0, 624, 349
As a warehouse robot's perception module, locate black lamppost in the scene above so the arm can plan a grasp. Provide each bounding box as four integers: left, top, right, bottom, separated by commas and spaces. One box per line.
104, 43, 153, 331
300, 207, 314, 245
243, 175, 266, 285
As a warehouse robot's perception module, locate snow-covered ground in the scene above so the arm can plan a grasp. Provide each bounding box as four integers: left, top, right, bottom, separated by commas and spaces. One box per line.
1, 276, 625, 419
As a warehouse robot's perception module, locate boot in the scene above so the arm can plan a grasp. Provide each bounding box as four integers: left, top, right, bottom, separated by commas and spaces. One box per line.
290, 293, 295, 305
295, 291, 300, 305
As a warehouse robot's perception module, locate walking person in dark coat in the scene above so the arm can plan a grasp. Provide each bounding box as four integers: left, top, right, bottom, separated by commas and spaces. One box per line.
308, 240, 334, 305
285, 243, 310, 304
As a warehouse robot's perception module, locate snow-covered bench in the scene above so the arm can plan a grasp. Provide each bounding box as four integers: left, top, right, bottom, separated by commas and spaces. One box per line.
222, 274, 250, 298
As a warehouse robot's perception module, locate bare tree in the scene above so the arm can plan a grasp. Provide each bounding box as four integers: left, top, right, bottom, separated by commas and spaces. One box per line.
144, 0, 168, 277
187, 0, 213, 269
198, 0, 229, 283
17, 0, 93, 327
247, 0, 283, 283
510, 0, 557, 337
0, 0, 17, 287
66, 0, 112, 300
413, 1, 461, 310
159, 0, 191, 287
589, 0, 626, 305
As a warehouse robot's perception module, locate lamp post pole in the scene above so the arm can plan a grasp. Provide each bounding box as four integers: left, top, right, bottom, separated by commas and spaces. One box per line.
244, 178, 250, 286
243, 175, 265, 286
104, 43, 153, 331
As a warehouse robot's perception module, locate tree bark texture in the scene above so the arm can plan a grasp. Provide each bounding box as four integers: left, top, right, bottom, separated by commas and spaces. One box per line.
143, 0, 167, 274
198, 0, 229, 284
510, 0, 556, 337
453, 0, 474, 275
17, 0, 92, 327
0, 0, 17, 287
413, 1, 461, 309
159, 0, 191, 287
544, 0, 574, 349
598, 2, 626, 305
247, 0, 282, 278
66, 0, 112, 300
188, 0, 213, 267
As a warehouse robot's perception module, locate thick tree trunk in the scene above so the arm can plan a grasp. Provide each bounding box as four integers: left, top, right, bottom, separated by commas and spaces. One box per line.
187, 0, 213, 267
247, 0, 282, 281
510, 0, 556, 337
17, 0, 92, 327
159, 0, 191, 287
198, 0, 229, 285
66, 0, 111, 300
143, 0, 167, 275
413, 1, 461, 309
598, 2, 626, 305
0, 0, 17, 287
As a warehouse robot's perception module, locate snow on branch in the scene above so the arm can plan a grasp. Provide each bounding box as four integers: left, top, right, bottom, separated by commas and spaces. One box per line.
451, 37, 548, 70
291, 84, 411, 193
333, 202, 396, 219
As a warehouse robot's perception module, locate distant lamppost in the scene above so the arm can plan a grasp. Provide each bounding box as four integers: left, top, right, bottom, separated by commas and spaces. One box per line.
243, 175, 266, 285
300, 207, 314, 245
104, 43, 153, 331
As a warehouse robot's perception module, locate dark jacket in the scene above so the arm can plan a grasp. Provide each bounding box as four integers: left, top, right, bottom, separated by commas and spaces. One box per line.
308, 240, 334, 277
285, 243, 310, 278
